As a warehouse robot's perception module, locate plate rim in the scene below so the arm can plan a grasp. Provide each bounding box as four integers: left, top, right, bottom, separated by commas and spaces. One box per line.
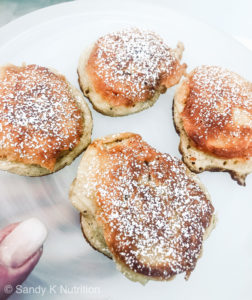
0, 0, 251, 62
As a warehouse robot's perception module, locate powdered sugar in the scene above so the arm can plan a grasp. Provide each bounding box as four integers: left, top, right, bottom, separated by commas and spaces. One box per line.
86, 135, 214, 279
0, 64, 83, 170
182, 66, 252, 157
93, 28, 178, 101
187, 66, 251, 132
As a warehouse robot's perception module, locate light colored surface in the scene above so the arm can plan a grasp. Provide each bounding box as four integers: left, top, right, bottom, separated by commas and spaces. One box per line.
146, 0, 252, 41
0, 1, 251, 299
1, 0, 252, 50
235, 37, 252, 51
1, 0, 252, 41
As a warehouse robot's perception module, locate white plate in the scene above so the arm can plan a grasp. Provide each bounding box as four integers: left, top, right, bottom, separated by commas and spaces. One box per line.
0, 1, 251, 299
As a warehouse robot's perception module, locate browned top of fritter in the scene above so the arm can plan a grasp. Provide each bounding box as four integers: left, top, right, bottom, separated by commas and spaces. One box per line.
0, 64, 83, 170
181, 66, 252, 159
86, 28, 186, 107
89, 133, 214, 279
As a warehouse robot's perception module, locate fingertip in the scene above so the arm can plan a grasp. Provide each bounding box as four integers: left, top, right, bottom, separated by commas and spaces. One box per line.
0, 218, 47, 268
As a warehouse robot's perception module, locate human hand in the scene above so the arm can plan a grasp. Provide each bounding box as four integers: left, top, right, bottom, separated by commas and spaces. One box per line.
0, 218, 47, 299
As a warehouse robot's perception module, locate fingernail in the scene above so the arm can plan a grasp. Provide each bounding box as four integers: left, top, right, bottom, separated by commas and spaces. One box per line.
0, 218, 47, 268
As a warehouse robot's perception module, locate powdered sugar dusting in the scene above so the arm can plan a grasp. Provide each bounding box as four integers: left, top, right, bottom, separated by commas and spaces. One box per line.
92, 28, 178, 101
0, 64, 83, 170
85, 135, 214, 279
182, 66, 252, 157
